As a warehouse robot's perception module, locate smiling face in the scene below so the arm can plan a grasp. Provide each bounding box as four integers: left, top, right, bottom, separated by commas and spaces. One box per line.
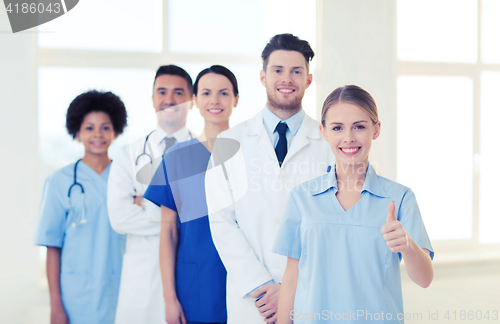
320, 101, 381, 167
260, 50, 312, 112
76, 112, 116, 156
152, 74, 193, 130
194, 73, 238, 125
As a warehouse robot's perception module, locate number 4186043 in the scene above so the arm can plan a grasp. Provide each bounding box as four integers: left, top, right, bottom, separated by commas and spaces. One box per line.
444, 310, 498, 321
6, 2, 61, 14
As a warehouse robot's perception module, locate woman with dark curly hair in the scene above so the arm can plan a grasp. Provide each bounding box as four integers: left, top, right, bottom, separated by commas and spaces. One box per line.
34, 90, 128, 324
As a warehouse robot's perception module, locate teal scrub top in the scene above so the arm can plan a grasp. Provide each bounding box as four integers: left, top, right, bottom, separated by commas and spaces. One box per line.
272, 163, 434, 324
34, 161, 124, 324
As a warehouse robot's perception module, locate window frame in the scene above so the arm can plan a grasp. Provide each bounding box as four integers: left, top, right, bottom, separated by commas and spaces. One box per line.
39, 2, 261, 69
396, 0, 500, 253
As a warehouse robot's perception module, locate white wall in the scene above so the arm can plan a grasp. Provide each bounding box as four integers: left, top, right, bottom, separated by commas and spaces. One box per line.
0, 8, 45, 324
316, 0, 397, 179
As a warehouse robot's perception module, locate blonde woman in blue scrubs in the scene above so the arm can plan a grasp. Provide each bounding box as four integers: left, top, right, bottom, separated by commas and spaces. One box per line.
273, 85, 434, 324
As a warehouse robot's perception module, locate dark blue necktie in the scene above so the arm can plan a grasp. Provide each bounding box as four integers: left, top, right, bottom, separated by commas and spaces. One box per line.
275, 122, 288, 167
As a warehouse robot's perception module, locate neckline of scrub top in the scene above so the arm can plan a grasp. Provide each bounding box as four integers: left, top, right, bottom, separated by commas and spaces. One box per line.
309, 162, 388, 199
78, 160, 111, 183
192, 137, 211, 155
168, 137, 211, 156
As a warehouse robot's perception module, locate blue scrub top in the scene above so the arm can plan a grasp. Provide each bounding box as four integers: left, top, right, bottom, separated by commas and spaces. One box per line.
272, 163, 434, 324
144, 138, 227, 323
34, 161, 124, 324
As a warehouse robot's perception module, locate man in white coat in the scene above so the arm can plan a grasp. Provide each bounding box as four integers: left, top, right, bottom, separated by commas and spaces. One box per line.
108, 65, 194, 324
206, 34, 335, 323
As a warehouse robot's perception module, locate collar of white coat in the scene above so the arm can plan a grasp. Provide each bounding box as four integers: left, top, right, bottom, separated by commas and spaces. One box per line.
246, 107, 321, 140
262, 105, 304, 137
309, 162, 388, 198
152, 125, 191, 147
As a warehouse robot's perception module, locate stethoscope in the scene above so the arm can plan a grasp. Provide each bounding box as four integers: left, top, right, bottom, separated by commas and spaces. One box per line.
68, 159, 87, 227
135, 129, 194, 165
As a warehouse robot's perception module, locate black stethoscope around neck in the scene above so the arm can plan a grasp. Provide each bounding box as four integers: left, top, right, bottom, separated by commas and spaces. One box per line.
68, 159, 87, 227
135, 129, 193, 166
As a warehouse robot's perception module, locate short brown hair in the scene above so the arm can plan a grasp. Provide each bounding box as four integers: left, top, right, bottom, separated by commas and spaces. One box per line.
261, 33, 315, 72
321, 85, 379, 127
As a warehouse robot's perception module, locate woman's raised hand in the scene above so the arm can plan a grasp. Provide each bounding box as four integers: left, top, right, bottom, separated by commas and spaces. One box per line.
381, 201, 409, 253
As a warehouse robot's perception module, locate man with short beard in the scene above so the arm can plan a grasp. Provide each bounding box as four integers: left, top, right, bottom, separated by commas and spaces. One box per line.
206, 34, 335, 324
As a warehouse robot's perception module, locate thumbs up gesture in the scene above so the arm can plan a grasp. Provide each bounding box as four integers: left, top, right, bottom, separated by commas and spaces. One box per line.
381, 201, 409, 253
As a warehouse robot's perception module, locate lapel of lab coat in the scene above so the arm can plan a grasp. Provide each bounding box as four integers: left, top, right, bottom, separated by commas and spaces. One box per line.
284, 114, 320, 166
244, 110, 321, 168
245, 110, 276, 161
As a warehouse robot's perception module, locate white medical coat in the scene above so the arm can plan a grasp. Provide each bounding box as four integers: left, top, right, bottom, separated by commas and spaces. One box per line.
205, 110, 335, 323
108, 126, 192, 324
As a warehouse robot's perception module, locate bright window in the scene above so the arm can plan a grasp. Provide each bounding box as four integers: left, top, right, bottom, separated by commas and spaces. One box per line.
168, 0, 264, 55
38, 0, 162, 52
38, 0, 317, 182
38, 67, 156, 179
481, 0, 500, 63
397, 76, 473, 240
397, 0, 478, 63
479, 71, 500, 243
397, 0, 500, 244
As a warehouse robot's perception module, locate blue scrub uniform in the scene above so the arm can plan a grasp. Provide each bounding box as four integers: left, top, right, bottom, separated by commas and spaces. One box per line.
144, 138, 227, 324
272, 163, 434, 324
34, 161, 124, 324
